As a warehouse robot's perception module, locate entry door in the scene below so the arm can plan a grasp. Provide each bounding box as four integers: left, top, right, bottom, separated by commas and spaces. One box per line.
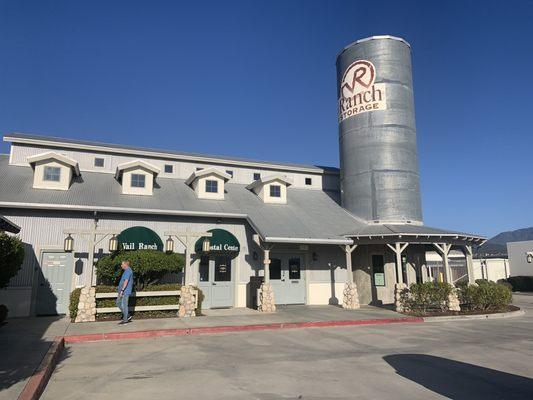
269, 255, 306, 305
37, 251, 73, 315
198, 256, 234, 309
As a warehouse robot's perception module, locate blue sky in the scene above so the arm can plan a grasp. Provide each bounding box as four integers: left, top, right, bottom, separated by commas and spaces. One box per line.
1, 0, 531, 238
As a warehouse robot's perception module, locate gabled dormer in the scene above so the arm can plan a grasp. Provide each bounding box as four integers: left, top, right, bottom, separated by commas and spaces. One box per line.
115, 160, 160, 196
185, 167, 231, 200
246, 174, 292, 204
27, 152, 80, 191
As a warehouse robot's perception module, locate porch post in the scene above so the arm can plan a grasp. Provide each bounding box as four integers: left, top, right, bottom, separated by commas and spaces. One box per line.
263, 248, 270, 284
257, 241, 275, 313
341, 244, 359, 310
464, 245, 475, 284
433, 243, 452, 284
386, 242, 409, 285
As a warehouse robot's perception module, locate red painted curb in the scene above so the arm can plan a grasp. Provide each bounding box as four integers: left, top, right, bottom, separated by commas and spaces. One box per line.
64, 317, 423, 344
18, 336, 65, 400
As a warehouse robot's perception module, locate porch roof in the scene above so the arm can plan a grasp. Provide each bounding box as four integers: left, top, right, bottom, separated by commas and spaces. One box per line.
0, 215, 21, 234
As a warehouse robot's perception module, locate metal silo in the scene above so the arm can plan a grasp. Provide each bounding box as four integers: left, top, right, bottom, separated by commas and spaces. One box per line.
336, 35, 422, 224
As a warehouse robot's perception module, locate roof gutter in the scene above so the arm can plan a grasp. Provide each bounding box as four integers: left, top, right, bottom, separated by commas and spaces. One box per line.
263, 236, 353, 245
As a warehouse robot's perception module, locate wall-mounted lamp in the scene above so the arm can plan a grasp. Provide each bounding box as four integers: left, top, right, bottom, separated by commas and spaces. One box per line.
109, 234, 118, 252
202, 238, 211, 252
165, 236, 174, 253
526, 252, 533, 263
312, 252, 318, 261
64, 234, 74, 252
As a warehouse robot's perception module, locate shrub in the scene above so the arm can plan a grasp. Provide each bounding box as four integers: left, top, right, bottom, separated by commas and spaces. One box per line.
0, 304, 8, 322
400, 282, 454, 313
69, 288, 82, 321
0, 233, 25, 289
458, 281, 512, 312
475, 279, 489, 286
95, 250, 184, 289
504, 276, 533, 292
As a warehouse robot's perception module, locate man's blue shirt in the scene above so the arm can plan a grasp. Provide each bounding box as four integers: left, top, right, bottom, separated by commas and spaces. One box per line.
118, 267, 134, 296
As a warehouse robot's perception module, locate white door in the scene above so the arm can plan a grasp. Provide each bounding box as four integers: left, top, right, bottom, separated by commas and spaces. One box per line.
198, 255, 234, 309
269, 254, 306, 305
37, 251, 73, 315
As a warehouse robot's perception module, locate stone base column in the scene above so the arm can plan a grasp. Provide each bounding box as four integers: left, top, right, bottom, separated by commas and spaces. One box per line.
342, 282, 360, 310
75, 286, 96, 323
258, 282, 276, 312
178, 285, 197, 317
394, 283, 408, 313
447, 289, 461, 312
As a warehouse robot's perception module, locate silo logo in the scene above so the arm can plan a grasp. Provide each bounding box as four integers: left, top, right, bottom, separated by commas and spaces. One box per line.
339, 60, 387, 122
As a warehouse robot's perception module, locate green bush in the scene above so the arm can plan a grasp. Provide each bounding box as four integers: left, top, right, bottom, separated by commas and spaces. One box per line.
95, 250, 184, 289
399, 282, 454, 313
69, 288, 82, 321
504, 276, 533, 292
0, 233, 25, 288
458, 281, 512, 312
0, 304, 8, 322
475, 279, 489, 286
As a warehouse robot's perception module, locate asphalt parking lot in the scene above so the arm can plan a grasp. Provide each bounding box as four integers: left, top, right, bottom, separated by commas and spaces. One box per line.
42, 294, 533, 400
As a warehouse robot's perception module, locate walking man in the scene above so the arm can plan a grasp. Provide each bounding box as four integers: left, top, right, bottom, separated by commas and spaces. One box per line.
116, 260, 133, 324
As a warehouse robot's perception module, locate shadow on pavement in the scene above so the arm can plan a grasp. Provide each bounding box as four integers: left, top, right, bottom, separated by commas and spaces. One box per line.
384, 353, 533, 400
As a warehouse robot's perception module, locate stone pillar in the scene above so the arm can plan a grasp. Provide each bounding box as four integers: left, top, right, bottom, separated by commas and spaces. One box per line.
75, 286, 96, 323
342, 244, 360, 309
178, 285, 197, 317
258, 247, 276, 312
394, 283, 407, 313
447, 289, 461, 312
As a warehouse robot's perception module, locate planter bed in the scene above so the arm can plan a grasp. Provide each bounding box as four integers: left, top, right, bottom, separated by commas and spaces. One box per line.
401, 304, 520, 318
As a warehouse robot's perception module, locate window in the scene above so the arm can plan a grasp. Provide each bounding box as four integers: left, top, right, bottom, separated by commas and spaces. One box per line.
269, 258, 281, 280
226, 170, 233, 178
131, 174, 146, 188
269, 185, 281, 198
372, 255, 385, 286
288, 258, 301, 280
43, 166, 61, 182
205, 179, 218, 193
305, 177, 312, 186
164, 164, 173, 174
253, 172, 261, 181
94, 158, 104, 167
214, 256, 231, 281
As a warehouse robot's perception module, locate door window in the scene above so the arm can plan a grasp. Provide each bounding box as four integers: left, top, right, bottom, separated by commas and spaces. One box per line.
288, 258, 301, 280
214, 256, 231, 282
269, 258, 282, 280
199, 256, 210, 282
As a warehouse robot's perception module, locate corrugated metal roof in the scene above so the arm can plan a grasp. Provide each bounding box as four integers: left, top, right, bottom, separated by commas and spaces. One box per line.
4, 132, 340, 174
0, 155, 357, 244
344, 224, 485, 242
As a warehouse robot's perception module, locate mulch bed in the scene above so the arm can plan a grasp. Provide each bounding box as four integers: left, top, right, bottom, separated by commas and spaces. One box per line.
402, 304, 520, 317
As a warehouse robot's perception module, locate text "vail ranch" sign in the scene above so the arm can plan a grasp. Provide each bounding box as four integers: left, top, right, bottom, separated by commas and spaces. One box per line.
117, 226, 164, 251
338, 60, 387, 122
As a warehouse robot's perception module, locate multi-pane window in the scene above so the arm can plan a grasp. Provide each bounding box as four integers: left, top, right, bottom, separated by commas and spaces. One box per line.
270, 185, 281, 198
43, 166, 61, 182
164, 164, 173, 174
253, 172, 261, 181
305, 177, 312, 186
205, 179, 218, 193
131, 174, 146, 188
94, 158, 104, 167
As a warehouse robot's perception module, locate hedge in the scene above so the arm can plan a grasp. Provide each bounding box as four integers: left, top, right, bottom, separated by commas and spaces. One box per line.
399, 282, 454, 313
503, 276, 533, 292
95, 250, 184, 289
457, 281, 512, 312
0, 233, 25, 289
69, 288, 82, 321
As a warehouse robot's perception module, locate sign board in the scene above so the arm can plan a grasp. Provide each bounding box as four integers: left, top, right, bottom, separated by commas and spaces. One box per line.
194, 229, 240, 259
117, 226, 163, 251
373, 273, 385, 287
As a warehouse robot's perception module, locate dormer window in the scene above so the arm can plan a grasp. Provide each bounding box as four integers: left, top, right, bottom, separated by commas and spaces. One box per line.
185, 167, 231, 200
205, 179, 218, 193
246, 174, 292, 204
27, 152, 80, 191
131, 173, 146, 188
43, 166, 61, 182
115, 160, 160, 196
270, 185, 281, 198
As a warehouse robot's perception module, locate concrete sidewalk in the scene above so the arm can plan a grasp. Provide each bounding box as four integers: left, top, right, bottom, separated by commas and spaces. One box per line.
0, 316, 70, 400
65, 304, 405, 337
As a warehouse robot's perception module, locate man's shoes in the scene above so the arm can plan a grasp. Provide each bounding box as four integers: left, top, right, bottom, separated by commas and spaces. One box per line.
118, 320, 130, 325
127, 316, 133, 322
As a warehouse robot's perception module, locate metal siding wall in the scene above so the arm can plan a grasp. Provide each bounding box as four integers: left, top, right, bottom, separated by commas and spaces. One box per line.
337, 38, 422, 223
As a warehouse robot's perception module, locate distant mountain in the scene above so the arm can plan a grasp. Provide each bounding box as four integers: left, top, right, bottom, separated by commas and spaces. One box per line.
476, 227, 533, 257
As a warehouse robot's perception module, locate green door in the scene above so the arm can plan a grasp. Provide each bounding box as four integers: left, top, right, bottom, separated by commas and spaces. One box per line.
37, 251, 73, 315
